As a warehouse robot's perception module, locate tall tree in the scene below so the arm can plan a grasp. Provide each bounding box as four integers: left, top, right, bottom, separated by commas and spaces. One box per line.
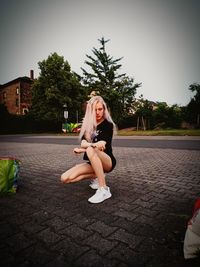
187, 83, 200, 126
134, 95, 154, 130
151, 102, 182, 129
31, 53, 85, 122
81, 37, 141, 123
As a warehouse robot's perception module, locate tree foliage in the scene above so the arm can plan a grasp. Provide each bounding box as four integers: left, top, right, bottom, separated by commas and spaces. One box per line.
186, 83, 200, 126
31, 52, 85, 122
81, 37, 141, 123
151, 102, 182, 129
134, 95, 154, 130
131, 96, 183, 130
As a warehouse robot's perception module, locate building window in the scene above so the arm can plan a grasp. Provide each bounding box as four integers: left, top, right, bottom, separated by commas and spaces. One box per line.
3, 92, 6, 99
16, 98, 19, 107
16, 87, 19, 95
23, 108, 29, 114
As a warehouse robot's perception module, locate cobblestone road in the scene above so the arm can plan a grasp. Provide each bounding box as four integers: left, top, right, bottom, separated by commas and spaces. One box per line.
0, 140, 200, 266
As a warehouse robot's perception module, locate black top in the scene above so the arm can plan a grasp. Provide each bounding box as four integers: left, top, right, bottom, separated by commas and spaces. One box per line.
82, 119, 116, 169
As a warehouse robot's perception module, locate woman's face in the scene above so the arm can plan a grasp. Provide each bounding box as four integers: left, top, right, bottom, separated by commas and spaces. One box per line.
95, 101, 104, 123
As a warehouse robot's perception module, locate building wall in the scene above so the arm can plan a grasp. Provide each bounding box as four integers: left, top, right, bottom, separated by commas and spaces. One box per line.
0, 77, 33, 115
1, 81, 21, 114
20, 80, 32, 114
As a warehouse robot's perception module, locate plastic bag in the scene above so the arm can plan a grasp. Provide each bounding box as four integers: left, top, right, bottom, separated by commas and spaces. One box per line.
0, 157, 21, 194
184, 198, 200, 259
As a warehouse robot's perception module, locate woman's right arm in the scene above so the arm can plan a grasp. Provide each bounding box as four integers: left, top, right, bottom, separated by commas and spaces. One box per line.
81, 139, 92, 148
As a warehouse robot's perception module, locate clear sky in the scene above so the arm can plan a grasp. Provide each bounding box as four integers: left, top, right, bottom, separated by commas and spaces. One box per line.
0, 0, 199, 106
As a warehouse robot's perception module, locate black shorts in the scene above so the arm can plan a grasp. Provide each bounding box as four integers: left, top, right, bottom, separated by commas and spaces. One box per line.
109, 155, 116, 172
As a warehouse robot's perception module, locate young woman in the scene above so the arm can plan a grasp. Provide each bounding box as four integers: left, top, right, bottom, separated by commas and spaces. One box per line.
61, 96, 116, 204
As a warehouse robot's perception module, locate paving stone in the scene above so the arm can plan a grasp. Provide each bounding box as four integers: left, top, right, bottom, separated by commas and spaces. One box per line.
0, 245, 16, 266
29, 210, 55, 224
108, 228, 144, 250
75, 249, 118, 267
83, 232, 118, 255
42, 216, 72, 231
51, 237, 90, 262
69, 213, 96, 227
37, 228, 64, 245
113, 209, 139, 221
44, 255, 71, 267
6, 232, 35, 253
16, 243, 55, 266
86, 221, 118, 238
59, 224, 93, 241
20, 220, 46, 234
106, 242, 150, 266
0, 222, 20, 240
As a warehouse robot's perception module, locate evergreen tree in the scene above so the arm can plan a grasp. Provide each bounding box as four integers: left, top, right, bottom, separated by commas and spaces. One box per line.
81, 37, 141, 123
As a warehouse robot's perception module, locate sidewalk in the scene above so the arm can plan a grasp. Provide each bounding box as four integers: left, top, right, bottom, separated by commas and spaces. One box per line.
0, 140, 200, 266
114, 135, 200, 140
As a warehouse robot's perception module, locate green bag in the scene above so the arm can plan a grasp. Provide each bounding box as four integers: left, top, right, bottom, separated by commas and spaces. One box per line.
0, 157, 21, 194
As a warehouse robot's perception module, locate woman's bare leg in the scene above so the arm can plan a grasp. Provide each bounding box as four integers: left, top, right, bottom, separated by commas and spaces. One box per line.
61, 147, 112, 186
64, 172, 97, 183
86, 147, 112, 187
61, 163, 95, 183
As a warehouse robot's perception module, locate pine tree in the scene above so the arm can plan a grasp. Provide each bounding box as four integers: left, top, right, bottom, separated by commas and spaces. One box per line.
81, 37, 125, 90
81, 37, 141, 123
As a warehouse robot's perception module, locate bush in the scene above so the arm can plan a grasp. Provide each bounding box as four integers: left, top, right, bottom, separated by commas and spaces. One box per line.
117, 115, 137, 130
0, 113, 61, 134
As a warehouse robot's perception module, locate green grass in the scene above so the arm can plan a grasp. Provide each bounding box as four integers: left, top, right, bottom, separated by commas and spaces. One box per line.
117, 128, 200, 136
58, 128, 200, 136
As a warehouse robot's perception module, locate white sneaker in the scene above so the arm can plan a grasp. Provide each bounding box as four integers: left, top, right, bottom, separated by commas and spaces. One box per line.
88, 186, 112, 204
89, 178, 99, 190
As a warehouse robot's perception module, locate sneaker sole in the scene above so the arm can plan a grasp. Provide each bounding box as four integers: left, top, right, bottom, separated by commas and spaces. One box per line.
88, 193, 112, 204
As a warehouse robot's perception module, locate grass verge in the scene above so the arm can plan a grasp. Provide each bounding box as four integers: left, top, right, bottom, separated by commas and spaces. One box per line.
117, 128, 200, 136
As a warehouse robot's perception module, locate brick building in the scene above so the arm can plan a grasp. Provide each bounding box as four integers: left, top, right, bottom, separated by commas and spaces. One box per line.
0, 70, 34, 115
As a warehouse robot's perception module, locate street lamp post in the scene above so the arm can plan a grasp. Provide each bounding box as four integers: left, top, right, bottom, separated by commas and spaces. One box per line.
62, 104, 68, 133
63, 104, 68, 122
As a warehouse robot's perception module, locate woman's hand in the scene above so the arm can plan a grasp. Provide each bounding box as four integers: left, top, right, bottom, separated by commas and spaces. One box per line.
93, 141, 106, 151
73, 147, 86, 154
81, 140, 91, 148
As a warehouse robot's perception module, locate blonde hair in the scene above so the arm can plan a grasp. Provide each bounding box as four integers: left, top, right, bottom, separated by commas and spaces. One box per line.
79, 96, 116, 141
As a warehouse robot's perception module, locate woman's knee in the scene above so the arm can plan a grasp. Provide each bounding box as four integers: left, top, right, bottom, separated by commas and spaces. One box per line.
86, 146, 96, 159
61, 172, 74, 183
61, 173, 68, 183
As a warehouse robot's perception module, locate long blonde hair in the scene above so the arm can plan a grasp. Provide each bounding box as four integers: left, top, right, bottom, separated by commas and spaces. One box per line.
79, 96, 116, 141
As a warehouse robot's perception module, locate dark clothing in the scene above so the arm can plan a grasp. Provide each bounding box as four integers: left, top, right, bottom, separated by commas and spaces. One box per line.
83, 119, 116, 172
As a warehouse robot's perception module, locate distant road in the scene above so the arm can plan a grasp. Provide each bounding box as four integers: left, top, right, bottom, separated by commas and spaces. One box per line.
0, 134, 200, 150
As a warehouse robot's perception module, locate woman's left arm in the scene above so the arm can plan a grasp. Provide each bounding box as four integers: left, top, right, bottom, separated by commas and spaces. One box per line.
97, 123, 113, 148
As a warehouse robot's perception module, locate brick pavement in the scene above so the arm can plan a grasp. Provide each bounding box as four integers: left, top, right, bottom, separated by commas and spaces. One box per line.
0, 141, 200, 267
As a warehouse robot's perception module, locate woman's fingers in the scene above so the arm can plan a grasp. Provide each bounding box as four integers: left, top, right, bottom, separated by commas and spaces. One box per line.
73, 148, 79, 153
74, 148, 86, 154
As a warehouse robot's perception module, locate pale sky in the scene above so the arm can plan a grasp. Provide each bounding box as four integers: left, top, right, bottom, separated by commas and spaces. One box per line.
0, 0, 200, 106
